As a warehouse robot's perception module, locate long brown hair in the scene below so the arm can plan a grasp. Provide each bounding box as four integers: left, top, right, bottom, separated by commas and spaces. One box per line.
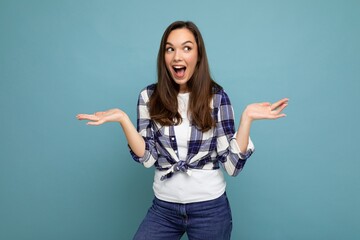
149, 21, 221, 132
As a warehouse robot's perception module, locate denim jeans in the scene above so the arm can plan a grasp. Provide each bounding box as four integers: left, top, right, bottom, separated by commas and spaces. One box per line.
133, 193, 232, 240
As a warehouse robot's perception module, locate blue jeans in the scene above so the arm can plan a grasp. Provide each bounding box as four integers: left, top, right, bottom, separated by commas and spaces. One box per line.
133, 193, 232, 240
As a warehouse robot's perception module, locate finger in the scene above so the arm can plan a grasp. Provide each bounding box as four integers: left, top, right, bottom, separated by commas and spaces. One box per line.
94, 112, 105, 116
77, 114, 95, 120
268, 113, 287, 119
275, 113, 287, 119
271, 98, 289, 110
76, 114, 89, 120
76, 114, 99, 121
272, 103, 288, 115
86, 120, 104, 126
261, 102, 271, 106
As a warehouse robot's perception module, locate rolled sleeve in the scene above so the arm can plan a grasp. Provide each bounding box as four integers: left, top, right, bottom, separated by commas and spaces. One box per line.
230, 135, 254, 158
129, 86, 158, 168
216, 90, 254, 176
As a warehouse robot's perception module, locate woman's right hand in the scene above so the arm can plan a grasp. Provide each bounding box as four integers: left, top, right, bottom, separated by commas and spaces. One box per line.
76, 108, 126, 126
77, 108, 145, 157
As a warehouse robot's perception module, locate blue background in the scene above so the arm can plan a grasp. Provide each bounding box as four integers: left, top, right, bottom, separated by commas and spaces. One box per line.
1, 0, 359, 239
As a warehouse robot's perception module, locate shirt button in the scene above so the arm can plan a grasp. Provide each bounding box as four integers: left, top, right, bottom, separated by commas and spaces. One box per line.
175, 150, 178, 153
171, 137, 175, 141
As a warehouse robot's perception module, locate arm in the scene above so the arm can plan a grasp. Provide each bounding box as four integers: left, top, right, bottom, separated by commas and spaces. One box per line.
119, 113, 145, 157
217, 91, 288, 176
236, 98, 289, 153
216, 91, 254, 176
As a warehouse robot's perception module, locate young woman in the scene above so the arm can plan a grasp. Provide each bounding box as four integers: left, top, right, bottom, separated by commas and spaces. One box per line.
77, 21, 288, 240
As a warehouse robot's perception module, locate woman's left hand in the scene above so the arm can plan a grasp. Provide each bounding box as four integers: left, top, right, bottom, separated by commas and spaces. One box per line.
236, 98, 289, 153
243, 98, 289, 122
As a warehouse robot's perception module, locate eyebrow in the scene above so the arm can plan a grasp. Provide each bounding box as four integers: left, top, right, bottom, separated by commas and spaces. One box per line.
165, 41, 194, 46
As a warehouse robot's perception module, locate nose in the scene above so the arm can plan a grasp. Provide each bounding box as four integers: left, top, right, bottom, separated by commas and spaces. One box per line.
173, 49, 182, 61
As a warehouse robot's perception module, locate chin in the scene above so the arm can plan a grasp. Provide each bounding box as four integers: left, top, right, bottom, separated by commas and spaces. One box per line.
174, 78, 189, 85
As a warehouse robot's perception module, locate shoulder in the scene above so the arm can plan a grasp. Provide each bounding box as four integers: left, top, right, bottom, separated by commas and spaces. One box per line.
140, 83, 157, 95
212, 85, 232, 107
138, 83, 157, 102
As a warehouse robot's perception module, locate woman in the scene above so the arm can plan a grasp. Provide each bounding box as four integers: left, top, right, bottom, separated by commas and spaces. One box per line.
77, 21, 288, 240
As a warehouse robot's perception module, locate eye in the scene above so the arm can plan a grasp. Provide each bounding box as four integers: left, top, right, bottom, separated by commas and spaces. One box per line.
184, 46, 192, 51
166, 47, 174, 52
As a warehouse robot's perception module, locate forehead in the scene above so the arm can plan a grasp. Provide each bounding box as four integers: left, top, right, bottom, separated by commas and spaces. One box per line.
166, 28, 196, 44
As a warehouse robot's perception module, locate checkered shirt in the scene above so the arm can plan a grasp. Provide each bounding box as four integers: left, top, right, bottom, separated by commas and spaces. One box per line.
129, 84, 254, 180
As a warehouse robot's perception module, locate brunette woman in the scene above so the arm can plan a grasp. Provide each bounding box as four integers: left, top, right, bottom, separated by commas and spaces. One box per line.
77, 21, 288, 240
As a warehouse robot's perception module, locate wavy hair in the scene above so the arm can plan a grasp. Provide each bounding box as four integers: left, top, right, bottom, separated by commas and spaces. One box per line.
149, 21, 221, 132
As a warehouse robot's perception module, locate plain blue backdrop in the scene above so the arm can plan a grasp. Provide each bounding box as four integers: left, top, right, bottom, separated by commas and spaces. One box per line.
1, 0, 359, 239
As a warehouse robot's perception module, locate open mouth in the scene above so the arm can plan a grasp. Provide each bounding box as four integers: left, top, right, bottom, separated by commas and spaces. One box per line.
173, 66, 186, 78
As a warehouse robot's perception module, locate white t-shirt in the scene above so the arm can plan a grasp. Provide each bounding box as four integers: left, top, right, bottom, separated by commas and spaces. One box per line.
153, 93, 226, 203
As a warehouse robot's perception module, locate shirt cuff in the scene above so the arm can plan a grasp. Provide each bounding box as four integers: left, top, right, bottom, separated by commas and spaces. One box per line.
230, 134, 255, 159
128, 139, 151, 163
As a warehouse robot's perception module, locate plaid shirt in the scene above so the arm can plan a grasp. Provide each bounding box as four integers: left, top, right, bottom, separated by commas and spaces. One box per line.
130, 84, 254, 180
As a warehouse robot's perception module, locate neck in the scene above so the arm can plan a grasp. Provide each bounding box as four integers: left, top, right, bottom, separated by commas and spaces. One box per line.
179, 85, 189, 93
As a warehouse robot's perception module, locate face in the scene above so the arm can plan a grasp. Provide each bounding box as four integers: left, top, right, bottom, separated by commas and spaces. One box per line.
165, 28, 198, 93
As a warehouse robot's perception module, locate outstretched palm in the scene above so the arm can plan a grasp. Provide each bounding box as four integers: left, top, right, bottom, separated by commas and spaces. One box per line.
244, 98, 289, 121
76, 108, 125, 125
